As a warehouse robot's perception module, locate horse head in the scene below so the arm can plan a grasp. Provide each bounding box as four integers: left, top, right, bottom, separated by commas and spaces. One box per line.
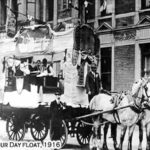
132, 78, 150, 109
142, 77, 150, 103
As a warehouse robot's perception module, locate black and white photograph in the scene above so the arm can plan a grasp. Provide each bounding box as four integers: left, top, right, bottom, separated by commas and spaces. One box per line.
0, 0, 150, 150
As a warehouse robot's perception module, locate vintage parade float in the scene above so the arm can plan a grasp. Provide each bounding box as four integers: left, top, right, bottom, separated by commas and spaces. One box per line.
0, 22, 100, 148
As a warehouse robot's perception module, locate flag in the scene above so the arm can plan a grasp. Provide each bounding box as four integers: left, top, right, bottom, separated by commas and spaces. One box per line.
6, 8, 16, 38
100, 0, 107, 12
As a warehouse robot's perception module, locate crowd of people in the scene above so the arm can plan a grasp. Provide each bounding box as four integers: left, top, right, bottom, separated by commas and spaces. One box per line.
5, 57, 58, 94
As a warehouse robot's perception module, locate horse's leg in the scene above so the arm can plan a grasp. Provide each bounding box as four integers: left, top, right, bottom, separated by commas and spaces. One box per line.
90, 116, 101, 150
127, 124, 136, 150
118, 125, 127, 150
137, 120, 143, 150
102, 123, 109, 150
146, 123, 150, 150
111, 123, 119, 150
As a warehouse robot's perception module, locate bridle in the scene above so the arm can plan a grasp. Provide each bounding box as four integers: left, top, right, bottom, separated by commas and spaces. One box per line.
135, 78, 150, 106
130, 78, 150, 112
143, 82, 150, 101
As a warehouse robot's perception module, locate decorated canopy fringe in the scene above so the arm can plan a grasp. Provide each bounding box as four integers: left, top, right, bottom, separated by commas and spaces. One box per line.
0, 24, 74, 57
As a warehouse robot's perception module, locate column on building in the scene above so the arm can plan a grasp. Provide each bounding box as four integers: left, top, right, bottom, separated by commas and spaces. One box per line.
53, 0, 57, 27
111, 44, 115, 91
36, 0, 40, 20
135, 43, 141, 81
135, 0, 140, 24
94, 0, 100, 28
112, 0, 115, 28
111, 0, 115, 91
43, 0, 46, 22
71, 0, 79, 25
0, 0, 3, 26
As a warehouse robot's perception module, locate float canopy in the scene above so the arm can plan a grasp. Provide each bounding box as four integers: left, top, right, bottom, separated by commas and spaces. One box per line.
0, 24, 74, 58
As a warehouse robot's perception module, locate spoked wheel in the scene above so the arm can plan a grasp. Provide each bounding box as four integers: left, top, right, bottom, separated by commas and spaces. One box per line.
31, 115, 48, 141
50, 120, 68, 149
6, 115, 25, 141
76, 121, 92, 146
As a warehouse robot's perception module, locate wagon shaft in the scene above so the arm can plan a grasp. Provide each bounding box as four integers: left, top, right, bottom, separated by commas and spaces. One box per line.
74, 105, 132, 120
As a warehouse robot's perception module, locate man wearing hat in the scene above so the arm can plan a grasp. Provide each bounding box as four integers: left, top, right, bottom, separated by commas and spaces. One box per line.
85, 63, 102, 102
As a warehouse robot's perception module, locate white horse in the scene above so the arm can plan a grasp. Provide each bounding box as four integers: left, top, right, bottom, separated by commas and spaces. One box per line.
89, 77, 150, 150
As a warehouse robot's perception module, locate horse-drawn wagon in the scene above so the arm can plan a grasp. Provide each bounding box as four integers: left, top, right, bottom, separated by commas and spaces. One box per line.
0, 23, 100, 149
0, 24, 57, 142
1, 22, 150, 150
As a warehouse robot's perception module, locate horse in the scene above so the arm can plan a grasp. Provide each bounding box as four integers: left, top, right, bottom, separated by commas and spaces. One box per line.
119, 78, 150, 150
89, 77, 150, 150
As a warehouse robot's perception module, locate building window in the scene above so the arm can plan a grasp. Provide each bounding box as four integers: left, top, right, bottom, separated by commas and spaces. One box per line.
0, 0, 6, 26
85, 0, 95, 20
58, 0, 69, 12
63, 0, 68, 10
115, 0, 135, 14
101, 47, 111, 91
26, 0, 36, 18
47, 0, 54, 21
141, 43, 150, 77
57, 0, 71, 19
141, 0, 150, 9
116, 16, 134, 28
26, 0, 44, 21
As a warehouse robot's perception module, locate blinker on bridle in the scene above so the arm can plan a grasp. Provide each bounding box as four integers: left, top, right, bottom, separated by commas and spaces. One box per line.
144, 84, 150, 99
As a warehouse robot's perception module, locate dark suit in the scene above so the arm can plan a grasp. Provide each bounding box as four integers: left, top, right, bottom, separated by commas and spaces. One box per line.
50, 100, 63, 140
85, 71, 101, 102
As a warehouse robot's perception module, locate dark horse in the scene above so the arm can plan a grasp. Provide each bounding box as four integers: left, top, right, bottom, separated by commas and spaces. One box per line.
89, 77, 150, 150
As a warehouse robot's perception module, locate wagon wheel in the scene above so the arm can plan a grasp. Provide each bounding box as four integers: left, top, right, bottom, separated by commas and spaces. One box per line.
76, 121, 92, 146
6, 115, 25, 141
30, 115, 48, 141
50, 120, 68, 149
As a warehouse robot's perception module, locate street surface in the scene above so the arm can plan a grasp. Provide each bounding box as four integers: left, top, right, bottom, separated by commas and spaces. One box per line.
0, 120, 147, 150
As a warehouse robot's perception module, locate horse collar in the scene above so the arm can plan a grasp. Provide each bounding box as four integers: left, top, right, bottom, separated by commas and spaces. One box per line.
131, 101, 143, 114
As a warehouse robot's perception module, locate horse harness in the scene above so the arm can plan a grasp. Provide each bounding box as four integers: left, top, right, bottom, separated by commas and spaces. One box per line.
112, 93, 123, 124
134, 82, 150, 110
112, 92, 145, 124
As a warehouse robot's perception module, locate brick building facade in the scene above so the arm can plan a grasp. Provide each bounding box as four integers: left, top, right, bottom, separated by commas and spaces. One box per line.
96, 0, 150, 92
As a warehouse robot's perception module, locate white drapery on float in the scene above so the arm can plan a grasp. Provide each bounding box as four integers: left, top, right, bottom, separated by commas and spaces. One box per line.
0, 24, 89, 108
51, 26, 88, 107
